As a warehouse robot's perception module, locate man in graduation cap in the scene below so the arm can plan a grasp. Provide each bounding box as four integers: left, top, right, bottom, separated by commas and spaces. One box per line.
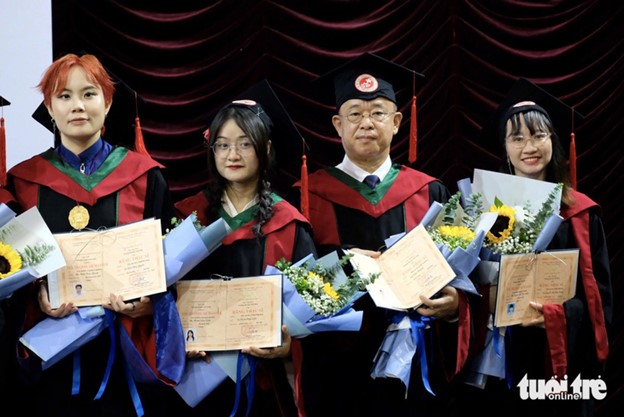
4, 53, 185, 416
454, 78, 612, 417
288, 53, 474, 417
173, 79, 317, 417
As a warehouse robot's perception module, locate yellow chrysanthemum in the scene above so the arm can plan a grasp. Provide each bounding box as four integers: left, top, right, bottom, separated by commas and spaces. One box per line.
487, 204, 516, 244
438, 225, 475, 242
322, 283, 340, 301
307, 271, 323, 283
0, 242, 23, 279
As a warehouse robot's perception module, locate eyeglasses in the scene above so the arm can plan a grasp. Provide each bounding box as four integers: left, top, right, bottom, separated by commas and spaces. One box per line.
211, 141, 255, 156
341, 110, 393, 124
505, 132, 551, 149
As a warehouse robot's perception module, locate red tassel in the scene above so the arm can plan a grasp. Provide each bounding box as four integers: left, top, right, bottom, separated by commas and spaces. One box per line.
134, 116, 149, 156
0, 117, 7, 187
408, 95, 417, 164
300, 155, 309, 220
569, 132, 577, 190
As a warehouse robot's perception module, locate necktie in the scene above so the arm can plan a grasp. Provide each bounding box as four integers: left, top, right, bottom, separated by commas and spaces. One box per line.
363, 174, 380, 189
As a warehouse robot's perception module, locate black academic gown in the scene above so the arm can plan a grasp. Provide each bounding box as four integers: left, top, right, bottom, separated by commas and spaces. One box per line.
453, 189, 612, 417
289, 164, 470, 417
174, 190, 317, 417
6, 146, 181, 417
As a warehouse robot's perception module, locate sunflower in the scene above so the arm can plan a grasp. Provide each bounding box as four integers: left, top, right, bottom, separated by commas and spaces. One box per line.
486, 204, 516, 244
0, 242, 23, 279
322, 282, 340, 301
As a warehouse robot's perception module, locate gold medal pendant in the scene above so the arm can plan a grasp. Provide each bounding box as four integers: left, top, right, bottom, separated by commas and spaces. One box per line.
68, 205, 90, 230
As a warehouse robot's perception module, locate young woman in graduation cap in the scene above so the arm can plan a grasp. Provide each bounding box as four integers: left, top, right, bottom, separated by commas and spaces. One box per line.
4, 53, 185, 417
453, 78, 612, 417
173, 80, 317, 417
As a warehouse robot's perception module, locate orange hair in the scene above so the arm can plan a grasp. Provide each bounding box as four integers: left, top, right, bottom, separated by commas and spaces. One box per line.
38, 53, 116, 108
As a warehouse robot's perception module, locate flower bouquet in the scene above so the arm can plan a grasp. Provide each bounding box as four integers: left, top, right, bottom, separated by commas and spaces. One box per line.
0, 204, 65, 300
370, 194, 494, 395
268, 250, 378, 338
456, 169, 564, 388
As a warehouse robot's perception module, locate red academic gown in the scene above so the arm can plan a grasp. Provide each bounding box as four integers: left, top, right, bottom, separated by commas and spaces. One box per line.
174, 190, 317, 417
6, 146, 185, 417
289, 164, 472, 417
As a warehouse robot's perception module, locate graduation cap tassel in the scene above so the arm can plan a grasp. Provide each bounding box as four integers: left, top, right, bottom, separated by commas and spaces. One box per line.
408, 95, 417, 164
569, 108, 577, 190
133, 91, 149, 156
300, 155, 309, 220
569, 132, 576, 190
134, 116, 149, 156
0, 116, 6, 186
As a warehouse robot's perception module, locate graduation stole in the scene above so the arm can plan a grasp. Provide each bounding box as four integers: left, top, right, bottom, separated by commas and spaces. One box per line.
219, 195, 301, 269
325, 165, 400, 205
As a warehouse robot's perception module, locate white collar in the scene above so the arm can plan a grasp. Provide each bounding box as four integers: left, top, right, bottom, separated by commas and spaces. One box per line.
222, 192, 259, 216
335, 155, 392, 182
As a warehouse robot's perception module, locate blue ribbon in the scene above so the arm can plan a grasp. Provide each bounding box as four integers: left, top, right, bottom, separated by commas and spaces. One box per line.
408, 314, 435, 396
94, 310, 116, 400
505, 327, 513, 389
229, 352, 257, 417
70, 310, 116, 398
389, 312, 435, 396
71, 350, 81, 395
122, 354, 145, 417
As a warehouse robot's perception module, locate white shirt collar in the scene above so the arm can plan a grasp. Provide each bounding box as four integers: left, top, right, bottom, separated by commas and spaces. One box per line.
221, 192, 259, 216
335, 155, 392, 182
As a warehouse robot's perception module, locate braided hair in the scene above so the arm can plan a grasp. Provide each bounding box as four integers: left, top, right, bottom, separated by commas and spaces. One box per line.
204, 104, 276, 237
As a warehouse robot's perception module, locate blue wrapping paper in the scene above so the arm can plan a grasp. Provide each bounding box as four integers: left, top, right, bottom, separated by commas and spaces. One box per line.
265, 251, 365, 339
119, 291, 186, 385
173, 351, 251, 407
163, 214, 230, 286
19, 306, 109, 370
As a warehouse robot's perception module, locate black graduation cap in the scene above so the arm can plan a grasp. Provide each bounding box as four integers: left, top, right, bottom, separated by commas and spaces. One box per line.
31, 56, 148, 154
217, 79, 310, 213
314, 52, 425, 163
484, 78, 584, 147
482, 77, 584, 188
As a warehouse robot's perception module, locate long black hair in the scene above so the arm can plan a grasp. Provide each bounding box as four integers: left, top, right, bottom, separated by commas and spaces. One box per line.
204, 104, 276, 237
502, 110, 573, 207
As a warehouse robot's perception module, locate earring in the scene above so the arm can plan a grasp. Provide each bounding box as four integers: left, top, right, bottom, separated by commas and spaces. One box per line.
51, 118, 57, 135
507, 155, 514, 175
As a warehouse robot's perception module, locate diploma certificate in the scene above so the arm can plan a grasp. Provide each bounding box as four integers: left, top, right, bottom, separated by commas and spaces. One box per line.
47, 218, 167, 308
176, 275, 283, 351
494, 249, 579, 327
349, 224, 456, 311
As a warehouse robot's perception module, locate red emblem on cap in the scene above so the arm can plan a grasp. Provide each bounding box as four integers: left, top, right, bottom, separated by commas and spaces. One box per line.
354, 74, 379, 93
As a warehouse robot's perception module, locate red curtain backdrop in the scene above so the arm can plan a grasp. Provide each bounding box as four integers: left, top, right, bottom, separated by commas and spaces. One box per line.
50, 0, 623, 412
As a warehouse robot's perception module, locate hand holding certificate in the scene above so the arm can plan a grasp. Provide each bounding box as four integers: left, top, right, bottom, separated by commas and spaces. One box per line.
349, 224, 456, 311
176, 275, 283, 351
47, 218, 167, 307
494, 249, 578, 327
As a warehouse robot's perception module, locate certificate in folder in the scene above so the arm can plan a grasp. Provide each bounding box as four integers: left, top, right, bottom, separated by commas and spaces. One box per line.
349, 224, 456, 311
494, 249, 579, 327
176, 275, 283, 351
47, 218, 167, 308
